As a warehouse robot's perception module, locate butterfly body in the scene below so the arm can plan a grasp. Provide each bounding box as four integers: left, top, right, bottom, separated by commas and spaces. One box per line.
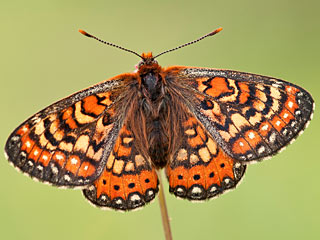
5, 43, 314, 210
135, 53, 171, 168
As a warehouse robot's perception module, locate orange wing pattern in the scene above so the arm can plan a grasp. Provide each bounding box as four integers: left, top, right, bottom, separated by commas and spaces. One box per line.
166, 115, 245, 200
5, 77, 129, 186
165, 67, 314, 162
83, 123, 159, 211
5, 50, 314, 211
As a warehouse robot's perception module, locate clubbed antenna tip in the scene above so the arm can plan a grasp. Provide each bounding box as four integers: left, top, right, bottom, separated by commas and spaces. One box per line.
78, 29, 143, 59
79, 29, 92, 38
209, 27, 223, 36
153, 27, 223, 59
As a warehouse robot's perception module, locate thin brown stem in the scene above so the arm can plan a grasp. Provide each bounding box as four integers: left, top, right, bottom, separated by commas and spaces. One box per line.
157, 170, 173, 240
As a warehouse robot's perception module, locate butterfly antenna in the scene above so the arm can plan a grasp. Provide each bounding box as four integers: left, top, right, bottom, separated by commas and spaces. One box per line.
153, 27, 223, 59
79, 29, 143, 60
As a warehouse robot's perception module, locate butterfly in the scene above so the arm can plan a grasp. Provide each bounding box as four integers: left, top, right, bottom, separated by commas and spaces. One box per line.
5, 28, 314, 211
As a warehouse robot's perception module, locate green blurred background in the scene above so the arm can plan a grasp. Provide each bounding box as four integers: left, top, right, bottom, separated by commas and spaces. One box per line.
1, 0, 319, 239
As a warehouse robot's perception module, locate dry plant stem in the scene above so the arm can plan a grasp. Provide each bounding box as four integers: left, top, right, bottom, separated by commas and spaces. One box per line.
157, 170, 173, 240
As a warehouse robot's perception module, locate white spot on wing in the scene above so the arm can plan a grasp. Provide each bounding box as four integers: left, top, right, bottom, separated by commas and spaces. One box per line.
51, 163, 59, 174
64, 175, 71, 182
247, 153, 253, 158
4, 152, 9, 160
305, 119, 311, 129
209, 186, 217, 192
22, 126, 28, 133
235, 162, 241, 168
71, 157, 78, 165
282, 129, 288, 135
37, 165, 43, 171
248, 132, 255, 139
101, 195, 107, 201
272, 83, 281, 88
176, 187, 184, 193
298, 129, 305, 136
26, 141, 31, 148
269, 132, 276, 143
130, 194, 141, 202
310, 112, 314, 120
258, 146, 265, 154
191, 187, 202, 194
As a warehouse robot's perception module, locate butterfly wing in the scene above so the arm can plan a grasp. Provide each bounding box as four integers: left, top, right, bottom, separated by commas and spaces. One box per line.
166, 114, 246, 200
83, 122, 159, 211
5, 74, 134, 187
165, 67, 314, 162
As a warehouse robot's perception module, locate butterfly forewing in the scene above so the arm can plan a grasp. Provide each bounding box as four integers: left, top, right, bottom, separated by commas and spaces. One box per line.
165, 67, 314, 162
5, 75, 132, 186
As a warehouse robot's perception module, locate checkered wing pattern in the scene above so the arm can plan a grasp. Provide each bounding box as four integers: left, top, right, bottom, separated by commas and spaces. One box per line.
5, 75, 131, 186
83, 123, 159, 211
166, 114, 246, 200
165, 67, 314, 162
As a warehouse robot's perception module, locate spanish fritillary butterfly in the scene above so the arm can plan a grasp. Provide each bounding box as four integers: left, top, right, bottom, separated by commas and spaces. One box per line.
5, 28, 314, 211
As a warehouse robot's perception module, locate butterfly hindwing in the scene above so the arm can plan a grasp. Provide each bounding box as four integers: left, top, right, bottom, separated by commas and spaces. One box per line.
166, 114, 246, 201
5, 75, 132, 186
165, 67, 314, 162
83, 122, 159, 211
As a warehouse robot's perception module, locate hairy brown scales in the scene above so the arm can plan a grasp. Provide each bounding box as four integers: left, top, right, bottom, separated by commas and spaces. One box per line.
125, 54, 188, 168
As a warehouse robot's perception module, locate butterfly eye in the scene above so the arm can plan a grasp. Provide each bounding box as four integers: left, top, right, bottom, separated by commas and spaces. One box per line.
137, 60, 145, 68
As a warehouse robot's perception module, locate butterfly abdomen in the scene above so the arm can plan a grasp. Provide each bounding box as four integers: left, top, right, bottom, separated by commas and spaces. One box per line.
147, 118, 169, 168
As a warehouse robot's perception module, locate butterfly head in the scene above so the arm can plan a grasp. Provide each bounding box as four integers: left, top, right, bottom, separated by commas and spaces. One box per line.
137, 52, 161, 74
134, 52, 165, 102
